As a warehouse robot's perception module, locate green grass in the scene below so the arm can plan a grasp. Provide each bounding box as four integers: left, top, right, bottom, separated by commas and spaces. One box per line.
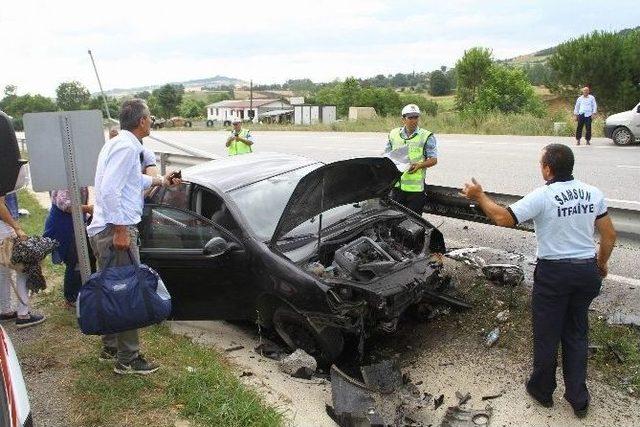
589, 318, 640, 392
14, 190, 285, 427
165, 109, 603, 138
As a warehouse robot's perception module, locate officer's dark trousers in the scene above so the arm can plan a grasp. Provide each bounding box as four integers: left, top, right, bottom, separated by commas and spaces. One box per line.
390, 188, 425, 215
575, 114, 592, 142
528, 258, 601, 410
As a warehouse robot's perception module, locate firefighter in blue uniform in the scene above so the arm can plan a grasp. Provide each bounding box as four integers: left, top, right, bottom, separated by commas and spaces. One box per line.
460, 143, 616, 418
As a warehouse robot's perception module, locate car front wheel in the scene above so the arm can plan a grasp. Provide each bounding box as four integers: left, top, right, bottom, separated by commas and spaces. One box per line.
273, 306, 344, 366
612, 127, 634, 145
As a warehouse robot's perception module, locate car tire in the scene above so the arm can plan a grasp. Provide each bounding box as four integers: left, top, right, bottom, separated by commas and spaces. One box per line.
612, 127, 634, 146
273, 306, 344, 366
206, 120, 214, 127
223, 120, 231, 127
185, 121, 192, 127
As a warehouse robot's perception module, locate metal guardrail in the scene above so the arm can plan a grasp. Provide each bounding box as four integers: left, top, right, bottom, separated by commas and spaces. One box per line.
17, 137, 640, 240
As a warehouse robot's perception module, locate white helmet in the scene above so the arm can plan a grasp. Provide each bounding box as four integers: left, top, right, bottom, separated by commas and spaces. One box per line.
401, 104, 421, 117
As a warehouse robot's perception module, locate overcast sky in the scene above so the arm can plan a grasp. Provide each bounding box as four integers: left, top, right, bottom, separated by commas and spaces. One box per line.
2, 0, 638, 97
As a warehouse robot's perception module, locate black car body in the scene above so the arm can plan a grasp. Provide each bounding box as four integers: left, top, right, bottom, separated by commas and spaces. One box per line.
141, 153, 447, 362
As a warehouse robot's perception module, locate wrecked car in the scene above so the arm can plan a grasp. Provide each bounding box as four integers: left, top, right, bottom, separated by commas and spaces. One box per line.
141, 153, 447, 363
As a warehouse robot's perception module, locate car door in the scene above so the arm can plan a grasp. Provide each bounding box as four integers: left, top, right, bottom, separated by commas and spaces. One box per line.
139, 204, 251, 320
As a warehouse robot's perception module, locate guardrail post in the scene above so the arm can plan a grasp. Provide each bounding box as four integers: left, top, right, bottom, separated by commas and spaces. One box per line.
160, 152, 168, 175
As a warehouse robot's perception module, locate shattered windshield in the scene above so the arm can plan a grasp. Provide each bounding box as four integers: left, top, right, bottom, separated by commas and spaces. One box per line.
228, 165, 319, 241
228, 165, 386, 242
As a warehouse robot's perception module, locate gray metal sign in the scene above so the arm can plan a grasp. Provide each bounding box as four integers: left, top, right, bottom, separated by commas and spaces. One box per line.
23, 110, 105, 283
23, 110, 104, 192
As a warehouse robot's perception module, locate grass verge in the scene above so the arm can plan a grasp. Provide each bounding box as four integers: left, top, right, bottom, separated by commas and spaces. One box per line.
166, 110, 604, 138
15, 189, 284, 427
457, 273, 640, 396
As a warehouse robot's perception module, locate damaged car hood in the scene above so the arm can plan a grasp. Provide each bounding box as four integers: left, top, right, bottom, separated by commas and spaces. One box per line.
271, 157, 400, 243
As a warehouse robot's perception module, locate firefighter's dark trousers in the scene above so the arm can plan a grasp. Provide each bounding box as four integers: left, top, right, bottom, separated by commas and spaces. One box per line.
527, 258, 601, 410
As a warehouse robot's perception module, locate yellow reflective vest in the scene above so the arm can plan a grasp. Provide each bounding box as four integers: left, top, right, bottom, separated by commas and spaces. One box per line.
388, 127, 432, 192
228, 128, 252, 156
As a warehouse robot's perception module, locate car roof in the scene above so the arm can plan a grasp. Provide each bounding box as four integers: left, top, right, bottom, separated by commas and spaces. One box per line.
184, 152, 321, 192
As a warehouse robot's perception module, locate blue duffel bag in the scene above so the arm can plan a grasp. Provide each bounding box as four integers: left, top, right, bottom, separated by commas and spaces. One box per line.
77, 249, 171, 335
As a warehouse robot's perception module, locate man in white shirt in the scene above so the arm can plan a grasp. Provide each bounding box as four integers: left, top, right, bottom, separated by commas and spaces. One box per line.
88, 99, 180, 375
461, 144, 616, 418
573, 87, 597, 146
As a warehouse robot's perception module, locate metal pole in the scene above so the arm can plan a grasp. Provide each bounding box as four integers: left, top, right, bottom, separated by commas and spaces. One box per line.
249, 80, 253, 122
60, 115, 92, 283
88, 49, 112, 123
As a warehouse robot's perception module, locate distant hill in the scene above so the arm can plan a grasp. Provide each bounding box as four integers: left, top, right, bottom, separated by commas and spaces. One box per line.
504, 26, 639, 65
101, 75, 249, 97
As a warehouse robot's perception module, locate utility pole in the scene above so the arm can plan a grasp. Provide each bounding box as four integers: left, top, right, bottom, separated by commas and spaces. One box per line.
88, 49, 112, 122
249, 80, 253, 122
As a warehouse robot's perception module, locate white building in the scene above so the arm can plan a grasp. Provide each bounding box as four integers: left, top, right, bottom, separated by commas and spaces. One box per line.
206, 99, 292, 125
293, 105, 337, 125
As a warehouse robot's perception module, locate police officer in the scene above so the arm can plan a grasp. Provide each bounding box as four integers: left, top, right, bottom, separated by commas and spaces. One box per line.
461, 143, 616, 418
384, 104, 438, 214
226, 117, 253, 156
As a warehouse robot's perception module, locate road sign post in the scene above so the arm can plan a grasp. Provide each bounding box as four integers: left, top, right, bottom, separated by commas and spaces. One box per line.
23, 110, 104, 283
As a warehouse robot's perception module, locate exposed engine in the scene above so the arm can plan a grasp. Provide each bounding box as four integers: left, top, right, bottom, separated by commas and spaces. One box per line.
305, 217, 431, 283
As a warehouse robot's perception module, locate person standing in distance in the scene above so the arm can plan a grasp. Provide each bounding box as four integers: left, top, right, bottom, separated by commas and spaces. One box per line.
460, 143, 616, 418
385, 104, 438, 214
574, 86, 597, 146
226, 117, 253, 155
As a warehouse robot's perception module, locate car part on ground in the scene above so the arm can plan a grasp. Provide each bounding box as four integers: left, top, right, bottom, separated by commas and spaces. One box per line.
441, 405, 492, 427
279, 348, 317, 379
327, 360, 427, 427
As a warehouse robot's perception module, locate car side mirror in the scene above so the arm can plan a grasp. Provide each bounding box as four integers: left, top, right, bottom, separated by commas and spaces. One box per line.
203, 237, 230, 256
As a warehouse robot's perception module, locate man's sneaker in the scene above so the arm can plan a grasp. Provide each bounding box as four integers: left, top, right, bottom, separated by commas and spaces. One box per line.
15, 313, 46, 329
113, 355, 159, 375
0, 311, 17, 321
98, 346, 117, 362
574, 402, 589, 418
525, 381, 553, 408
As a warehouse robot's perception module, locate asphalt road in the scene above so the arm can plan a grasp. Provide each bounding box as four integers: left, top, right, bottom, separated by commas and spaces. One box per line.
146, 130, 640, 283
145, 130, 640, 209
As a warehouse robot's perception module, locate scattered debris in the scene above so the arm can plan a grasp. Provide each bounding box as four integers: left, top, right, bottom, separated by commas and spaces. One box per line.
588, 344, 603, 357
18, 208, 30, 217
607, 343, 625, 364
254, 339, 287, 361
441, 405, 492, 427
224, 345, 244, 352
481, 392, 503, 401
607, 311, 640, 327
185, 366, 195, 373
439, 362, 454, 367
328, 361, 427, 426
434, 394, 445, 409
481, 264, 524, 287
240, 371, 254, 377
446, 247, 533, 285
280, 349, 317, 379
485, 327, 500, 348
455, 391, 471, 405
496, 310, 510, 323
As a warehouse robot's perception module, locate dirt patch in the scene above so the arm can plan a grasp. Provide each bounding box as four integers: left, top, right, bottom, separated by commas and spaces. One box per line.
172, 258, 640, 426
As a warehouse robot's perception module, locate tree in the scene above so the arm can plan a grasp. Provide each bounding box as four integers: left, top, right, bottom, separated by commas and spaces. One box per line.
336, 77, 361, 116
133, 90, 151, 100
454, 47, 493, 110
152, 84, 184, 117
429, 70, 452, 96
87, 96, 120, 119
475, 65, 545, 116
548, 30, 640, 113
4, 85, 17, 97
522, 62, 552, 86
56, 81, 91, 111
179, 98, 206, 118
